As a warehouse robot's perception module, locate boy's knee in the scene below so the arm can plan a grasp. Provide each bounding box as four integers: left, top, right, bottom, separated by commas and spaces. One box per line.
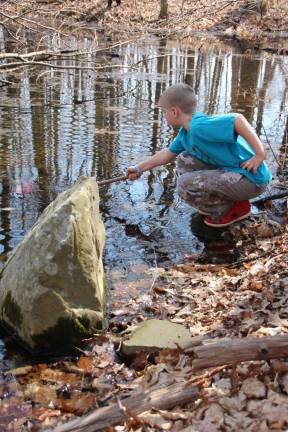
177, 172, 201, 198
178, 172, 203, 188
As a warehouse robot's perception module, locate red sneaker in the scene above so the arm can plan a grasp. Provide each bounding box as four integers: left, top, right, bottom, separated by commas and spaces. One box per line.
204, 200, 251, 227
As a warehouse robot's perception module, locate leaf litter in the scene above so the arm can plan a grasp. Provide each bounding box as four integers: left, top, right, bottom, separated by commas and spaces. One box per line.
1, 214, 288, 430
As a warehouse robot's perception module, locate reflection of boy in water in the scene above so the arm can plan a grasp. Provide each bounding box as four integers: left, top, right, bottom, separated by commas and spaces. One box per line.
107, 0, 121, 7
126, 83, 271, 227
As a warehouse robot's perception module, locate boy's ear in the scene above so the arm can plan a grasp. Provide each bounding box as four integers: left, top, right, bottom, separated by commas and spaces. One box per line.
173, 106, 182, 118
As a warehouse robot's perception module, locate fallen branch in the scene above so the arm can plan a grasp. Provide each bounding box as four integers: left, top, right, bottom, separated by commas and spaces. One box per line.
53, 380, 199, 432
0, 13, 40, 34
187, 334, 288, 370
0, 61, 135, 71
53, 334, 288, 431
252, 189, 288, 205
0, 39, 136, 62
0, 78, 13, 86
0, 49, 78, 60
0, 10, 68, 35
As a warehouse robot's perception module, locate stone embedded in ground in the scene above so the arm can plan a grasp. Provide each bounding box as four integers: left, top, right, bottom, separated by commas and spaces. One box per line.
122, 319, 203, 354
0, 177, 106, 353
241, 377, 266, 399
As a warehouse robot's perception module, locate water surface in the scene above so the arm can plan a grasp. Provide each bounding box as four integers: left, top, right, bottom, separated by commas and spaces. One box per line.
0, 36, 287, 304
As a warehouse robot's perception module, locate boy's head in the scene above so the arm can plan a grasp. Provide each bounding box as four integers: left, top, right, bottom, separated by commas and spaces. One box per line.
159, 83, 196, 127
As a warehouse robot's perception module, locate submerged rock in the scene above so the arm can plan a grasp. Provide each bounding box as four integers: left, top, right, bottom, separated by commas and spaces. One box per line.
0, 177, 106, 353
122, 319, 204, 354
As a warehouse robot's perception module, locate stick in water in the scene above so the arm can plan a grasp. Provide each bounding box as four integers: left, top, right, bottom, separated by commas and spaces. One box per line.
98, 175, 127, 186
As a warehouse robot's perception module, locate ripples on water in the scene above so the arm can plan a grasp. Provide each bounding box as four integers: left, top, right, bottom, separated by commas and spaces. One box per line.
0, 36, 287, 297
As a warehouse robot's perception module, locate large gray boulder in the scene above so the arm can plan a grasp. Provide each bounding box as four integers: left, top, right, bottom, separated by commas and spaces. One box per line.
0, 177, 106, 353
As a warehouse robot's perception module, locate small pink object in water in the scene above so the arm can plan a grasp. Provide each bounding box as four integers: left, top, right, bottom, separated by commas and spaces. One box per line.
12, 181, 36, 196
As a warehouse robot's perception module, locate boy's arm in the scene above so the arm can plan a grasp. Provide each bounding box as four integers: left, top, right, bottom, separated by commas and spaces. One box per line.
234, 114, 266, 174
126, 148, 177, 180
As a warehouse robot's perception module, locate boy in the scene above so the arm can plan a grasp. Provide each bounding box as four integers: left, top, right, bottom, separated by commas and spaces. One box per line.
126, 83, 271, 227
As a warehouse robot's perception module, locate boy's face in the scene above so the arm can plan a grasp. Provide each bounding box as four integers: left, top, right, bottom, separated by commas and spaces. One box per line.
159, 97, 182, 128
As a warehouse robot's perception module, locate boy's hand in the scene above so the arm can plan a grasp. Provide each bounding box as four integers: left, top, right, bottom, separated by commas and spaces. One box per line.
126, 166, 143, 180
241, 155, 265, 174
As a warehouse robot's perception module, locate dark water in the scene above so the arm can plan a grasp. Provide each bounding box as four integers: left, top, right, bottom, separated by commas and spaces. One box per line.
0, 36, 287, 303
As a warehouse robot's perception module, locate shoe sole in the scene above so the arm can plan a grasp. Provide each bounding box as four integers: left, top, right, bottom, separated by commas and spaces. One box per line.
204, 212, 251, 227
199, 210, 210, 216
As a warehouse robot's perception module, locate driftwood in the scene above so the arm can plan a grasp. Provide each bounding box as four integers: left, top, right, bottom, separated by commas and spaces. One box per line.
188, 334, 288, 370
53, 380, 199, 432
53, 334, 288, 432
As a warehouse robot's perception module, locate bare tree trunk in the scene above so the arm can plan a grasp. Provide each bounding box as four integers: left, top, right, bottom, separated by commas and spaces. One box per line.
159, 0, 168, 19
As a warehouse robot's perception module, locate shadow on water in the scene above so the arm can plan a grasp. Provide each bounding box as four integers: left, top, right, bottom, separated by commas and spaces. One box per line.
190, 213, 240, 264
0, 33, 288, 358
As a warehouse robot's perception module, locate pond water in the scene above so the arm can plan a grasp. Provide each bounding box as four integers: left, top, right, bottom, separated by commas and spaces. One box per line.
0, 36, 287, 309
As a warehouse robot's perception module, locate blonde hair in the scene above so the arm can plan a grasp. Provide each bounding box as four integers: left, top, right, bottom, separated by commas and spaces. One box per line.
160, 83, 197, 114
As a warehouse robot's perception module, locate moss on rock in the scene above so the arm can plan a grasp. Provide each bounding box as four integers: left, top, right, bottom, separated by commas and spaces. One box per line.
2, 292, 23, 328
32, 315, 102, 350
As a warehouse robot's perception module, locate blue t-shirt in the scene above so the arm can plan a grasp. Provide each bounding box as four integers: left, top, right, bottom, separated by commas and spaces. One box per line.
168, 112, 271, 184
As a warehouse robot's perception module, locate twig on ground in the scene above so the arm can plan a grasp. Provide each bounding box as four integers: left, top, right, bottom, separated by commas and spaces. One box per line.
149, 246, 159, 294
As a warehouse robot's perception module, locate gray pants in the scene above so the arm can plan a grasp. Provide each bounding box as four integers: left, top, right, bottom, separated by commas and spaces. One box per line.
177, 152, 267, 219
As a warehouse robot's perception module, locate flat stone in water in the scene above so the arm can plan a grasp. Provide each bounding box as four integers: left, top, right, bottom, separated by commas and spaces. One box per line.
122, 319, 203, 354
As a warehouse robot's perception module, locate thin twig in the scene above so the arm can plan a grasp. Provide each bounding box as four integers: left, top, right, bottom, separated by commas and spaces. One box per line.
0, 49, 78, 60
262, 123, 280, 167
0, 10, 40, 33
0, 78, 13, 86
0, 10, 68, 36
149, 247, 159, 294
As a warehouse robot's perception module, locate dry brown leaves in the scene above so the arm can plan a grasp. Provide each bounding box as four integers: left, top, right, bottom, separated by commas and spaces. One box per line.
0, 335, 136, 430
2, 0, 288, 42
0, 218, 288, 430
103, 218, 288, 431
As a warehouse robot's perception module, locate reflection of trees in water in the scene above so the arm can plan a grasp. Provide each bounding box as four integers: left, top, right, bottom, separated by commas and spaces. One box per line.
278, 115, 288, 178
0, 137, 12, 258
207, 55, 224, 114
231, 56, 261, 122
0, 38, 287, 258
255, 58, 277, 136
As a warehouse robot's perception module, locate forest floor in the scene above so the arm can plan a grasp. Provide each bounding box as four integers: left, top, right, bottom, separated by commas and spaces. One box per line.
1, 207, 288, 431
1, 0, 288, 46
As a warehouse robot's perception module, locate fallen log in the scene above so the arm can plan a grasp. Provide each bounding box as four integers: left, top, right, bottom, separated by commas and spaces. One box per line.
53, 380, 199, 432
189, 334, 288, 370
52, 334, 288, 432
